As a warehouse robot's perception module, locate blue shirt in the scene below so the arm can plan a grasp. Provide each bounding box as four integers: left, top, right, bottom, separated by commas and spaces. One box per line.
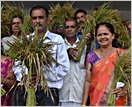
76, 31, 82, 40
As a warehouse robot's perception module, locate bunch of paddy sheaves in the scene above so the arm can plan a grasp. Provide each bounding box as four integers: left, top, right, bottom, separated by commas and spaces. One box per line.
5, 25, 59, 106
2, 2, 60, 105
2, 2, 60, 106
48, 1, 76, 32
1, 2, 33, 38
107, 48, 131, 106
1, 2, 23, 37
73, 2, 130, 62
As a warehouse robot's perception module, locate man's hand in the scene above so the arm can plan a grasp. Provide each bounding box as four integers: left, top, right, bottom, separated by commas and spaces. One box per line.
85, 33, 93, 42
67, 48, 78, 58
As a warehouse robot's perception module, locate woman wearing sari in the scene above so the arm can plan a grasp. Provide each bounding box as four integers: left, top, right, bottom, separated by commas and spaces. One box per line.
1, 49, 17, 106
81, 22, 127, 106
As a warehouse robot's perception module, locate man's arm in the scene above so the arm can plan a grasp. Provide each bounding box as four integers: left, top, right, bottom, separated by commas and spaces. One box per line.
44, 38, 70, 81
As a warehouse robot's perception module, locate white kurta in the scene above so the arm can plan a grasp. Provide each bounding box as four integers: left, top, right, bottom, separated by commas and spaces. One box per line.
59, 38, 86, 105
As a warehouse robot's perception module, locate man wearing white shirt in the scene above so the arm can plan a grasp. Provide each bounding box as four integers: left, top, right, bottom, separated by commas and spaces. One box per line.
59, 18, 87, 106
12, 6, 70, 106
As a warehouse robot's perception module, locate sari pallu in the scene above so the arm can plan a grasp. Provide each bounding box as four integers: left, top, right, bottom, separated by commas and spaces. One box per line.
89, 49, 123, 106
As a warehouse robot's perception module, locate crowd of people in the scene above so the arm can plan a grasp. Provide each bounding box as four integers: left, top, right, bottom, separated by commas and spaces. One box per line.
1, 4, 131, 106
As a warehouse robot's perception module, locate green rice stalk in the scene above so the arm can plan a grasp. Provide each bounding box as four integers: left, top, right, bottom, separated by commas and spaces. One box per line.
107, 92, 116, 106
1, 2, 23, 38
73, 14, 96, 61
107, 48, 131, 106
1, 2, 33, 38
26, 87, 36, 106
5, 18, 59, 106
48, 1, 76, 32
73, 2, 130, 62
93, 2, 130, 48
1, 87, 6, 97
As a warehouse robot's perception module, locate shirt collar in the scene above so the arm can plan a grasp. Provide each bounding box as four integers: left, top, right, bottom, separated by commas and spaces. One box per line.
44, 30, 52, 40
31, 30, 51, 40
64, 37, 80, 45
76, 31, 82, 35
12, 34, 19, 39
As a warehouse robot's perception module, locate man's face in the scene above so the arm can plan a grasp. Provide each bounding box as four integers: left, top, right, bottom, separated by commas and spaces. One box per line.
76, 12, 86, 27
56, 25, 64, 35
64, 20, 77, 38
30, 8, 49, 34
12, 17, 22, 35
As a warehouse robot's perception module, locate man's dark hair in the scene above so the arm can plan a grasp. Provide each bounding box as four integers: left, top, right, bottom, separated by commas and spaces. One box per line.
11, 15, 23, 23
74, 9, 87, 19
30, 6, 49, 18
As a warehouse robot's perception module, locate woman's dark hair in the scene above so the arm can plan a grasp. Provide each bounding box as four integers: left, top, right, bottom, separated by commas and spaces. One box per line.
95, 22, 120, 48
95, 22, 115, 35
30, 6, 49, 18
11, 15, 24, 24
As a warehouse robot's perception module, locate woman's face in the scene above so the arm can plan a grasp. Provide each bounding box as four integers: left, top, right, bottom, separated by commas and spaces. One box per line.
97, 25, 114, 47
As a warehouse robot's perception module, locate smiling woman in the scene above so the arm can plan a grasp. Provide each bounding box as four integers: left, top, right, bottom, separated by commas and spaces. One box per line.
81, 22, 129, 106
96, 23, 115, 48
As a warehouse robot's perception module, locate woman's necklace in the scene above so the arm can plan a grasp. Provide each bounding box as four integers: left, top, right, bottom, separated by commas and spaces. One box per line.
100, 47, 113, 64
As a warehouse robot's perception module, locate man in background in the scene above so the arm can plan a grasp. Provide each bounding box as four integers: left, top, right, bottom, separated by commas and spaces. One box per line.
59, 18, 87, 106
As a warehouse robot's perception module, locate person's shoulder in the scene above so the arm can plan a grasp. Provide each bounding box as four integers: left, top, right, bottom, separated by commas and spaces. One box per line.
87, 51, 95, 57
2, 35, 13, 41
120, 48, 129, 56
93, 49, 100, 54
2, 36, 9, 40
49, 31, 64, 40
2, 37, 9, 42
50, 31, 62, 37
115, 48, 128, 56
115, 48, 126, 52
6, 56, 13, 61
1, 55, 13, 62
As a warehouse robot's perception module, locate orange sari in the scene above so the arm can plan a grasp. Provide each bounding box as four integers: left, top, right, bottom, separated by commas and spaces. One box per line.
89, 48, 125, 106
